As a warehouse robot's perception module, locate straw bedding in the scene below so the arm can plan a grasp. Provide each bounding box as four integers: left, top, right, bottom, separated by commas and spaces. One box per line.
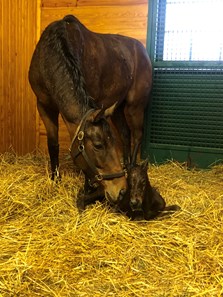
0, 152, 222, 297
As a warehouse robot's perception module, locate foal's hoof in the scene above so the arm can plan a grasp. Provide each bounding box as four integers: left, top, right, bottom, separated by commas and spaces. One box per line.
165, 204, 181, 212
144, 205, 181, 220
156, 204, 181, 219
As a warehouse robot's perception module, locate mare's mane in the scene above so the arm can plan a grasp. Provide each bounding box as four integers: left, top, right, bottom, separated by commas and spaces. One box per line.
40, 18, 97, 113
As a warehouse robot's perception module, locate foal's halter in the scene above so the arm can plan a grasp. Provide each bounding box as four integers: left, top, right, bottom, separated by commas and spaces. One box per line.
69, 109, 126, 187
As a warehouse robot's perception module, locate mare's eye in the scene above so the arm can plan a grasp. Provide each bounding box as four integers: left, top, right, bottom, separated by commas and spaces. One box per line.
93, 142, 104, 150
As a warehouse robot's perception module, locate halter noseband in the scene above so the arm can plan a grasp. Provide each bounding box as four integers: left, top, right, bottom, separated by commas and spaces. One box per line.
69, 109, 126, 187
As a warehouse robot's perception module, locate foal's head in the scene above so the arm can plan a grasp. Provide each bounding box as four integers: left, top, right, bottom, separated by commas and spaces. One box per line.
127, 160, 153, 211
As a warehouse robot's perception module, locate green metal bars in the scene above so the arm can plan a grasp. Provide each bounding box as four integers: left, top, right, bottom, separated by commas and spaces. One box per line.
142, 0, 223, 168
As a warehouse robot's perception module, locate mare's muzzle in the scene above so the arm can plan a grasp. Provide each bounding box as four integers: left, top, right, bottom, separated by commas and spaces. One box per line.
105, 188, 127, 205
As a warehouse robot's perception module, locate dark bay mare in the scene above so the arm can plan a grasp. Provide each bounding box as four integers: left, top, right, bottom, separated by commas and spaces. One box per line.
29, 16, 132, 204
59, 15, 152, 166
29, 15, 152, 205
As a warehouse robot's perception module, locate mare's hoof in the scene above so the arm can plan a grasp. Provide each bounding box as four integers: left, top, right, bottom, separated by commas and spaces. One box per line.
51, 172, 61, 182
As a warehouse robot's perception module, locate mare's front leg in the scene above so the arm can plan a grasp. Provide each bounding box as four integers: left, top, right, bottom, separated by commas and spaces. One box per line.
125, 103, 144, 165
37, 100, 60, 180
111, 102, 131, 168
125, 94, 149, 165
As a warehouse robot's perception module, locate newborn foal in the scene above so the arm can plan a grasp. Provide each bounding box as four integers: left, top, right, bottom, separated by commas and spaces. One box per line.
120, 160, 180, 220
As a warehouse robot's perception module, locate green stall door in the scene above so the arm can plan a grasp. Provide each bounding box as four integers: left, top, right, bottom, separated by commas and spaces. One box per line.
142, 0, 223, 168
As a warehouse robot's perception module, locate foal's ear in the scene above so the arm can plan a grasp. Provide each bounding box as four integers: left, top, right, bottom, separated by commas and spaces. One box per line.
141, 159, 149, 170
93, 102, 117, 122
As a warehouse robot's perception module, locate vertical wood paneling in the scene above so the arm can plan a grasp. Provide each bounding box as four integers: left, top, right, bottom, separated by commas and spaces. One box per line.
0, 1, 5, 152
0, 0, 38, 154
36, 0, 42, 151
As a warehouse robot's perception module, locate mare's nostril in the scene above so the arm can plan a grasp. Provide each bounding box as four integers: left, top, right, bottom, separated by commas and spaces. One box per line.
120, 189, 126, 195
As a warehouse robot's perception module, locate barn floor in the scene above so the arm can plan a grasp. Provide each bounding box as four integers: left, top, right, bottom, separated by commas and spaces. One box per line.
0, 152, 222, 297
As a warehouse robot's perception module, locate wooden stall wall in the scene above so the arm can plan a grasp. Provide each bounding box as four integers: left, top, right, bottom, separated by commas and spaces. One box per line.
38, 0, 149, 154
0, 0, 38, 154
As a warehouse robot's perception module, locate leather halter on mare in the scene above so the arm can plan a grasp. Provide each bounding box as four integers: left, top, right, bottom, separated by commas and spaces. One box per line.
69, 109, 126, 187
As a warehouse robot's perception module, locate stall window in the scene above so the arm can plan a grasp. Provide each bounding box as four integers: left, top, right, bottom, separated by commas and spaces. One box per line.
144, 0, 223, 167
162, 0, 223, 61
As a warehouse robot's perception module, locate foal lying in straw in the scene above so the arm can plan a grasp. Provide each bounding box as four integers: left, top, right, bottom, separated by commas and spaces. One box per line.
119, 160, 181, 220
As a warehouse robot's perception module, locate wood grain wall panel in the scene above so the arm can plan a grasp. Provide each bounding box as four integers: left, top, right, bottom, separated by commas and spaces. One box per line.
42, 0, 77, 7
38, 1, 148, 154
42, 0, 148, 7
41, 5, 148, 45
77, 0, 148, 6
0, 0, 38, 154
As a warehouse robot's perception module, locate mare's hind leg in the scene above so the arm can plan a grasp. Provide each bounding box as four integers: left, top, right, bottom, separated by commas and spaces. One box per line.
37, 100, 60, 180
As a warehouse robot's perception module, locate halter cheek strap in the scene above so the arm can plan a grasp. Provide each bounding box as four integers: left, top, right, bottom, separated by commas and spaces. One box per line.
69, 109, 94, 152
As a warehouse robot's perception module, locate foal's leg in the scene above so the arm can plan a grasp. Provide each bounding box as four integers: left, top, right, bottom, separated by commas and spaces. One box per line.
151, 189, 181, 218
151, 188, 166, 212
37, 100, 60, 180
142, 187, 166, 220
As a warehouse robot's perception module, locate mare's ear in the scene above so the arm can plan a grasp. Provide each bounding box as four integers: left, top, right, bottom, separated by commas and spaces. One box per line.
103, 102, 117, 117
93, 102, 117, 122
141, 159, 149, 170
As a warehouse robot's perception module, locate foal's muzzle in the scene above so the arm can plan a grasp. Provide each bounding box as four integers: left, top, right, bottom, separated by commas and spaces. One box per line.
130, 197, 142, 211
